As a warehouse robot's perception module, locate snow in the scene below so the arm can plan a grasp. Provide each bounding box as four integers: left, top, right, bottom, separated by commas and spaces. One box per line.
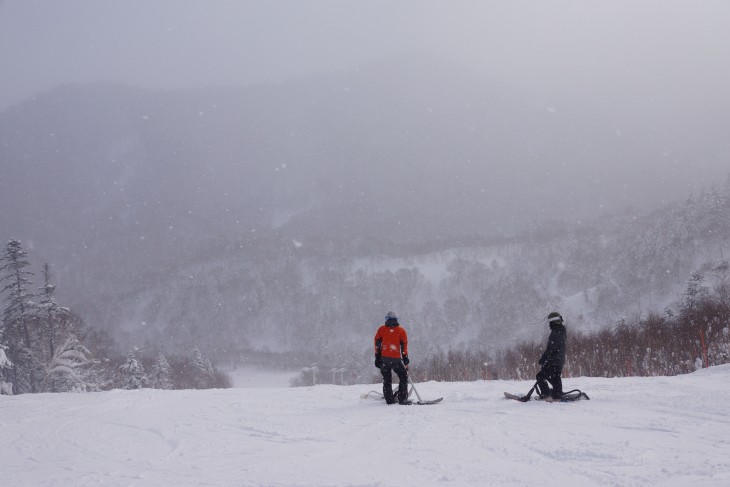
226, 366, 298, 388
3, 366, 730, 486
0, 346, 11, 368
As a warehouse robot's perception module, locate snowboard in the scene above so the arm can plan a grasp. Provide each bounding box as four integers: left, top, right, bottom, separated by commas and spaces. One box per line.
504, 390, 589, 402
503, 391, 530, 402
559, 391, 590, 401
413, 397, 443, 405
361, 391, 443, 405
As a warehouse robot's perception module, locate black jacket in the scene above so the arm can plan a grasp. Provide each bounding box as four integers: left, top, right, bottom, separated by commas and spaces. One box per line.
539, 322, 566, 370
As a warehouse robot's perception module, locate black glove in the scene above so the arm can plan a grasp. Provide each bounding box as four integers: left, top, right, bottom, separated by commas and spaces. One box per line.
402, 355, 409, 366
538, 354, 546, 366
374, 355, 382, 368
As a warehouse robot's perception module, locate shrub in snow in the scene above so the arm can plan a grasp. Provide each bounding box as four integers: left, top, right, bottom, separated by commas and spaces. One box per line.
694, 357, 704, 371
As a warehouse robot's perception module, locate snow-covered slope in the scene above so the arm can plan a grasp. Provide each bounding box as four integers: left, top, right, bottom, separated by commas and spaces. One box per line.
3, 366, 730, 486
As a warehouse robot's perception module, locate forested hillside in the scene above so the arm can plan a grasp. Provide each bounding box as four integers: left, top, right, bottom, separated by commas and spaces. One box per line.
412, 264, 730, 383
0, 239, 230, 394
1, 71, 729, 382
18, 181, 727, 375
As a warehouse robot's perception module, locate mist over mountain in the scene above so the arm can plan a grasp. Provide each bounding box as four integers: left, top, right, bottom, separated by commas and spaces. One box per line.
2, 55, 729, 363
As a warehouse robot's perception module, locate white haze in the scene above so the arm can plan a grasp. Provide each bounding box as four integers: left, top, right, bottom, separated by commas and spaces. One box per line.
2, 1, 730, 113
2, 0, 729, 215
1, 1, 730, 357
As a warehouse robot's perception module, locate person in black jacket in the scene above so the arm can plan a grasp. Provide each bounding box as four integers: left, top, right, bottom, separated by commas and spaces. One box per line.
536, 311, 567, 401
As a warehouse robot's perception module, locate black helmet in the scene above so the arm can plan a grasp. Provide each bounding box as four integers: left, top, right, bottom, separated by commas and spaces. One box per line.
547, 312, 563, 324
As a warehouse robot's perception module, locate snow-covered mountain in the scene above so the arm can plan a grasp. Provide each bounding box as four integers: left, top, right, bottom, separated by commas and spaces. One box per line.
3, 365, 730, 486
63, 184, 727, 365
1, 55, 729, 361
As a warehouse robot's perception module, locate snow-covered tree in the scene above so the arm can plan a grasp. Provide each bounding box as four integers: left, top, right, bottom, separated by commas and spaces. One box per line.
118, 350, 147, 389
148, 353, 173, 390
0, 343, 11, 369
1, 239, 34, 344
47, 335, 97, 392
0, 343, 12, 394
192, 346, 214, 389
36, 263, 71, 363
681, 272, 710, 319
0, 239, 39, 393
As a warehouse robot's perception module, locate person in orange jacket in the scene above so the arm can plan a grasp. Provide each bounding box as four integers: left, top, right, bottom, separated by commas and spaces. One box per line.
374, 310, 410, 405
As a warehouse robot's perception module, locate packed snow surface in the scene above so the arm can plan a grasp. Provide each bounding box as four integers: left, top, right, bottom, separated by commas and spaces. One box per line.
3, 366, 730, 486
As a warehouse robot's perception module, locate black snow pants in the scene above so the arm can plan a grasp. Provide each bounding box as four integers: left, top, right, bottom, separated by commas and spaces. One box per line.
380, 357, 409, 404
536, 365, 563, 400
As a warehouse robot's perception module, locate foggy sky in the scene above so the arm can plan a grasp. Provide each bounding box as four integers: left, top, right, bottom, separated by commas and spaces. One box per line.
2, 0, 730, 112
3, 0, 730, 356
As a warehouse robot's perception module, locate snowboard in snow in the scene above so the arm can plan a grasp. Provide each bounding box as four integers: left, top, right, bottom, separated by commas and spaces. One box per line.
503, 392, 530, 402
361, 391, 443, 405
394, 398, 443, 405
414, 397, 443, 405
504, 391, 589, 402
559, 391, 590, 401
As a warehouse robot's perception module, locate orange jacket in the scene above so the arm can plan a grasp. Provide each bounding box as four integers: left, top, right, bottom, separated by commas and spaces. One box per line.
374, 324, 408, 359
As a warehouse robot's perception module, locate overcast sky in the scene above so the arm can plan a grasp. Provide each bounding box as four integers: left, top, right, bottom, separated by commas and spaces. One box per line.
2, 0, 730, 111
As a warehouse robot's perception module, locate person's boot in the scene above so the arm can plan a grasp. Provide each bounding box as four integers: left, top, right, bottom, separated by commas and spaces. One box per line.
535, 383, 546, 399
383, 382, 396, 404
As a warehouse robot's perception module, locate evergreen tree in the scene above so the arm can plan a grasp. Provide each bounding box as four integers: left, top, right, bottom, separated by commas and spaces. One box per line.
47, 335, 97, 392
149, 353, 173, 390
37, 263, 70, 363
118, 350, 147, 389
681, 272, 709, 318
192, 346, 214, 389
0, 239, 38, 393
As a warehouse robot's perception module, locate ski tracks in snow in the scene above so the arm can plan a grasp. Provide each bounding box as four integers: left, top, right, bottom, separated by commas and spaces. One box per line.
3, 368, 730, 486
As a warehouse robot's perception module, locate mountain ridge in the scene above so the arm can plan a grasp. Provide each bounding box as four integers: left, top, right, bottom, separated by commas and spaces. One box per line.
1, 55, 728, 358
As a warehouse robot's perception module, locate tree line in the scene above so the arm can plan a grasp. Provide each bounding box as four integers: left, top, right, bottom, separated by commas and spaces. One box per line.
0, 238, 230, 395
408, 262, 730, 383
86, 182, 729, 369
